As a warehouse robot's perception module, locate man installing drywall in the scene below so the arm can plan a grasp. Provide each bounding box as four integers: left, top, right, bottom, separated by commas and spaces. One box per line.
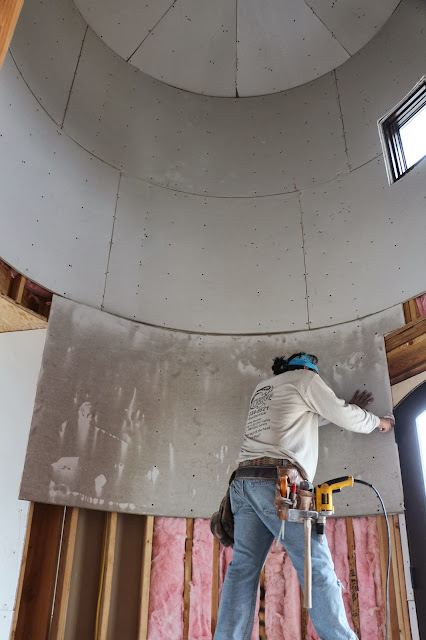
213, 352, 394, 640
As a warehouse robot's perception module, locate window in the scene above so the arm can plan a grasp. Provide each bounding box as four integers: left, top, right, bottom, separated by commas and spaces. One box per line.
378, 77, 426, 183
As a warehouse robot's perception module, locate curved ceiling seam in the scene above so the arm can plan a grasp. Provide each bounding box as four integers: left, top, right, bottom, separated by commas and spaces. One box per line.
8, 45, 386, 201
61, 25, 88, 128
302, 1, 351, 57
126, 0, 178, 63
85, 297, 406, 338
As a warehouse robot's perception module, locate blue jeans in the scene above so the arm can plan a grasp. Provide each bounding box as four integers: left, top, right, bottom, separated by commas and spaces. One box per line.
214, 478, 358, 640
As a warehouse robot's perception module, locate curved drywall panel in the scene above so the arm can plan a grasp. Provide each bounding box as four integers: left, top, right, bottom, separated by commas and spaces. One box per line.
62, 30, 347, 198
74, 0, 399, 97
11, 0, 348, 197
302, 155, 426, 328
102, 177, 308, 333
10, 0, 426, 195
20, 296, 403, 518
2, 0, 426, 333
11, 0, 87, 127
0, 54, 119, 308
336, 0, 426, 171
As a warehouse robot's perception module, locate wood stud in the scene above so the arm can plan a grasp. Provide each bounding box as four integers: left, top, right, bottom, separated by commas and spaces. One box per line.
50, 508, 80, 640
138, 515, 154, 640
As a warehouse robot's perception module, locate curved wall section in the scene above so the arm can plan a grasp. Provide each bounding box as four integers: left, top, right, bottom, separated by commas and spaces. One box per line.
20, 297, 403, 518
102, 178, 308, 333
1, 0, 426, 333
0, 55, 119, 308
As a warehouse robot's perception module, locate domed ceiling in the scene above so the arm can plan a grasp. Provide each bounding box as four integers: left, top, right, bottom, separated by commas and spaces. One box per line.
73, 0, 400, 97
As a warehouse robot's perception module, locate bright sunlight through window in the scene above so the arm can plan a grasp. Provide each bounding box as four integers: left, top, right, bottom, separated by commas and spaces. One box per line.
416, 409, 426, 493
379, 78, 426, 183
400, 103, 426, 168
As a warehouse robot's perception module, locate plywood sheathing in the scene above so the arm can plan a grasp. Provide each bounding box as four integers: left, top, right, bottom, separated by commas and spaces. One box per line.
0, 293, 47, 332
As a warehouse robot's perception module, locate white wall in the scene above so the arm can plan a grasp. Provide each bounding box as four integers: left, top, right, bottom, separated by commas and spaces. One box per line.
0, 329, 46, 637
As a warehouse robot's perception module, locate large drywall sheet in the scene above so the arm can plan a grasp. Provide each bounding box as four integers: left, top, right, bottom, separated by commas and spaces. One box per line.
0, 329, 47, 635
20, 297, 403, 517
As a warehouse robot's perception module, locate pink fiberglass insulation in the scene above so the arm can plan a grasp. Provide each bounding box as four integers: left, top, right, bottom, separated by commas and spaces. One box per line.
264, 541, 302, 640
353, 517, 385, 640
218, 544, 260, 640
325, 518, 355, 634
147, 516, 187, 640
416, 293, 426, 316
189, 519, 213, 640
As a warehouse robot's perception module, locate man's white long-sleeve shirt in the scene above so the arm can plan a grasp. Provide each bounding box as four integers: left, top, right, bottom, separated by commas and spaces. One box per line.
237, 369, 379, 481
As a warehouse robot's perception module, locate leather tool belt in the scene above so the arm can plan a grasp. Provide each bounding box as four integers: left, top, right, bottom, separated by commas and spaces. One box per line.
235, 458, 314, 521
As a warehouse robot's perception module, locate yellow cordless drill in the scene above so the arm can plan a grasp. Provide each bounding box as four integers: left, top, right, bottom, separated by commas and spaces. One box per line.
315, 476, 354, 538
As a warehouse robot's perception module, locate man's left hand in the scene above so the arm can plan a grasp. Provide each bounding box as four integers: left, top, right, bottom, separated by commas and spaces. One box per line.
349, 389, 374, 409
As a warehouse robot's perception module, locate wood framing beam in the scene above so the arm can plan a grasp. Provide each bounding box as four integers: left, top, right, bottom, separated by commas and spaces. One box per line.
0, 0, 24, 69
9, 274, 26, 303
183, 518, 194, 640
11, 503, 65, 640
211, 538, 220, 637
96, 512, 118, 640
385, 316, 426, 385
346, 518, 361, 638
137, 515, 154, 640
50, 508, 80, 640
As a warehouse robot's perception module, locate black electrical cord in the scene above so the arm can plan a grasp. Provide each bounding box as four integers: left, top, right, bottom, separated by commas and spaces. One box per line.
354, 479, 390, 640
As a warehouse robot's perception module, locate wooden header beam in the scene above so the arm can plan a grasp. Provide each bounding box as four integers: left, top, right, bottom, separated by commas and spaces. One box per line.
0, 0, 24, 69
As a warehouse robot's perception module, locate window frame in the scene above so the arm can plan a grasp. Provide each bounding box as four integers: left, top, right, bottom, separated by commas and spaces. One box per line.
378, 76, 426, 184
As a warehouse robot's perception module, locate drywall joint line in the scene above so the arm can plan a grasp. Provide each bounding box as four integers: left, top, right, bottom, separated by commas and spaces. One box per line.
95, 298, 403, 337
334, 69, 350, 172
61, 26, 88, 130
235, 0, 239, 97
127, 0, 178, 62
303, 2, 351, 57
101, 172, 122, 311
298, 192, 311, 330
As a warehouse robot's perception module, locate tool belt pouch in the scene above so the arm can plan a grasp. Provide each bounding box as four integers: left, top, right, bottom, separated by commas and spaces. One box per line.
210, 470, 236, 548
274, 465, 313, 520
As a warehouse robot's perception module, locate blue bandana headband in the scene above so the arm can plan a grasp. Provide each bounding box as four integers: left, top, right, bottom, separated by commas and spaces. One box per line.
286, 355, 319, 373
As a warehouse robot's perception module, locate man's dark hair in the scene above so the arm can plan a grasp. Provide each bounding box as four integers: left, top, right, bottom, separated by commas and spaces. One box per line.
272, 352, 318, 376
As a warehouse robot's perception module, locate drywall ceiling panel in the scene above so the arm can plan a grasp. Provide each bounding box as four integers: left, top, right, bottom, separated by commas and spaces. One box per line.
305, 0, 400, 55
102, 176, 308, 333
237, 0, 349, 96
74, 0, 175, 61
0, 54, 119, 310
0, 329, 46, 619
337, 0, 426, 170
301, 155, 426, 328
10, 0, 87, 126
20, 297, 403, 518
129, 0, 237, 97
63, 31, 346, 196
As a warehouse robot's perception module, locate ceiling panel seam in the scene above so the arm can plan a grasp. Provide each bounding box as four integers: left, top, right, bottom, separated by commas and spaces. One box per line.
235, 0, 238, 97
8, 50, 61, 127
126, 0, 178, 63
101, 172, 122, 311
61, 25, 88, 129
298, 192, 311, 330
334, 69, 350, 173
303, 0, 351, 57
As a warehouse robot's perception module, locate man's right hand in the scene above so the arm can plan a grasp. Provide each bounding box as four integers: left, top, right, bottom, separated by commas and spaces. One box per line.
378, 417, 394, 433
